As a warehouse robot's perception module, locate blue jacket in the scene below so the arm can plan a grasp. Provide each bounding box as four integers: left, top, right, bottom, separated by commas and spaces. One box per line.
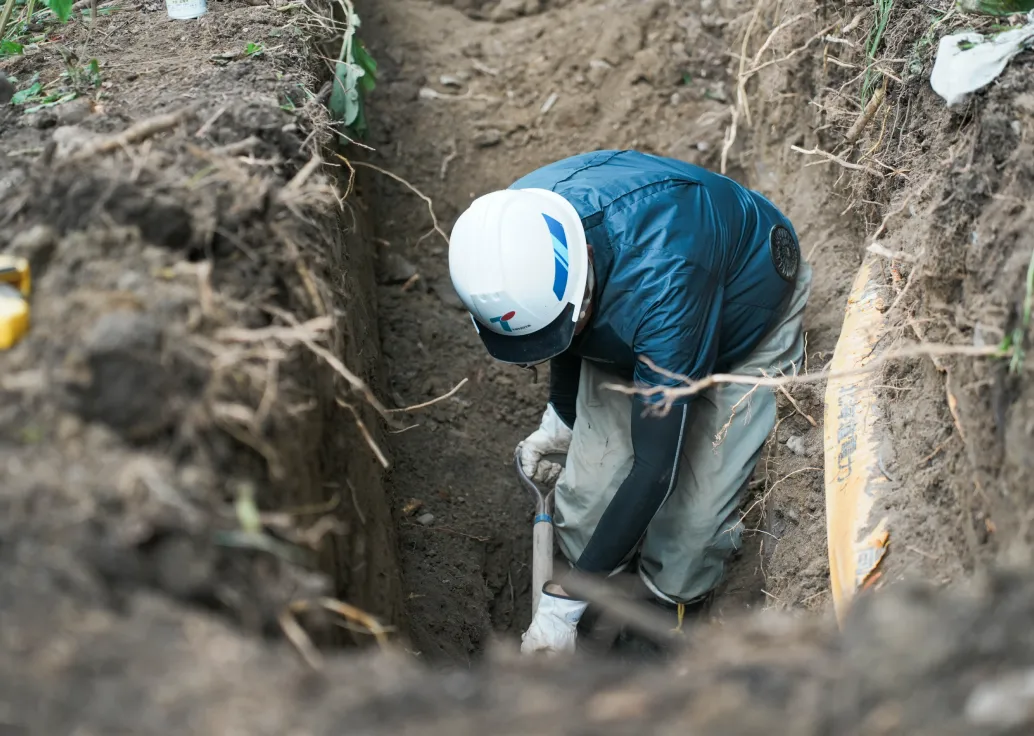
510, 150, 798, 405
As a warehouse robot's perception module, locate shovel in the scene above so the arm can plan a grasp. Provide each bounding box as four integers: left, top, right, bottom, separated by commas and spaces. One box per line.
513, 451, 557, 615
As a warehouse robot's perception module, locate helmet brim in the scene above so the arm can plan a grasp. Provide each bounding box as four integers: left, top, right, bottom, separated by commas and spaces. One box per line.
472, 302, 577, 366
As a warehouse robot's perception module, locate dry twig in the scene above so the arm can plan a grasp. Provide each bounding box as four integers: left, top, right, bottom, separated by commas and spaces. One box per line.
763, 368, 818, 427
740, 466, 822, 522
714, 383, 760, 448
341, 157, 450, 248
212, 136, 262, 157
867, 242, 917, 262
216, 317, 333, 344
740, 22, 839, 79
790, 145, 883, 176
279, 608, 324, 670
561, 570, 684, 645
289, 597, 392, 647
337, 398, 390, 468
606, 344, 1009, 408
736, 0, 764, 125
282, 153, 323, 193
720, 104, 740, 176
845, 78, 887, 143
263, 305, 391, 417
750, 13, 810, 68
387, 378, 469, 413
195, 105, 228, 139
66, 107, 194, 161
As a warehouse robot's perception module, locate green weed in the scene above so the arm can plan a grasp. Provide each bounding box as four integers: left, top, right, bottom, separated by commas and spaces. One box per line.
1002, 247, 1034, 374
328, 1, 377, 140
862, 0, 895, 103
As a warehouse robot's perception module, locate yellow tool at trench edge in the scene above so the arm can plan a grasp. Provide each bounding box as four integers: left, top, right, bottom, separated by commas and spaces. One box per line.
0, 256, 31, 350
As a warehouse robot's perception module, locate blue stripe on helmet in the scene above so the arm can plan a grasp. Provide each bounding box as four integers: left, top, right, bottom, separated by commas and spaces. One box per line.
543, 213, 570, 301
550, 235, 569, 268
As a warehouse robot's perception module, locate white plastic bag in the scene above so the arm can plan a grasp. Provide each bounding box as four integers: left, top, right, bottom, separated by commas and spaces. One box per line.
930, 11, 1034, 107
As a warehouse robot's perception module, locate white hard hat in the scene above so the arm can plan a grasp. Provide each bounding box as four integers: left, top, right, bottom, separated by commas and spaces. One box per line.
449, 188, 588, 365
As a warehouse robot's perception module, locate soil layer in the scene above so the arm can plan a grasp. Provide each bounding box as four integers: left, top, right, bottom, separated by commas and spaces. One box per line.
1, 0, 405, 649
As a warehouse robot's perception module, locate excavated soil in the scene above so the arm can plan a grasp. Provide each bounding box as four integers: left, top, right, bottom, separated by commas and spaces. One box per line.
4, 0, 1034, 731
0, 0, 406, 651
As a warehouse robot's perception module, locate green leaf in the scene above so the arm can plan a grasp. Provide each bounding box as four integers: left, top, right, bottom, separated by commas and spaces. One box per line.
957, 0, 1034, 16
87, 58, 101, 86
244, 41, 263, 55
23, 90, 76, 114
351, 97, 368, 138
46, 0, 73, 22
0, 41, 24, 57
11, 80, 42, 105
328, 59, 363, 126
353, 40, 377, 93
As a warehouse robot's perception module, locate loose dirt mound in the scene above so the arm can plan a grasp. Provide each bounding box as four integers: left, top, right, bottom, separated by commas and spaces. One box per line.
1, 1, 404, 649
7, 548, 1034, 734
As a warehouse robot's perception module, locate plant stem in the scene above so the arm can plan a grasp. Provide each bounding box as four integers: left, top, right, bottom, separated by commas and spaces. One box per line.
1008, 246, 1034, 373
0, 0, 19, 43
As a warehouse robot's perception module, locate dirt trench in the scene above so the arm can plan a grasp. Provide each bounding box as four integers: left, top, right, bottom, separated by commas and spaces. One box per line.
5, 0, 1034, 732
359, 0, 854, 661
363, 0, 1034, 655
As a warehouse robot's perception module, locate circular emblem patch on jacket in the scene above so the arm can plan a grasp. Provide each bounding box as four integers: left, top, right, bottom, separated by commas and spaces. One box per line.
769, 225, 800, 283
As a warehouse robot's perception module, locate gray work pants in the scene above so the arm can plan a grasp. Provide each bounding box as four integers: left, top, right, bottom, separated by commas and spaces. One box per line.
553, 262, 813, 604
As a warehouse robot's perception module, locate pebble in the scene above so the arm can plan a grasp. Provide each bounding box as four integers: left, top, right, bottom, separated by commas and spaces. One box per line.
9, 224, 58, 275
54, 98, 93, 126
786, 435, 808, 456
378, 252, 418, 284
86, 311, 161, 354
432, 277, 466, 310
416, 512, 435, 526
0, 72, 14, 106
966, 669, 1034, 728
52, 125, 100, 159
473, 129, 503, 148
490, 0, 527, 22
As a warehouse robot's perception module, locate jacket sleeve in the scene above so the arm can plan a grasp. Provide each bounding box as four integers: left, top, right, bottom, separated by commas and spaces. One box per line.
547, 351, 581, 429
574, 268, 724, 578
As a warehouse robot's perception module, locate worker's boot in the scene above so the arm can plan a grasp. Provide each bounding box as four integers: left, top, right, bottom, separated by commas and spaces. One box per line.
576, 605, 623, 656
573, 565, 645, 657
610, 586, 714, 663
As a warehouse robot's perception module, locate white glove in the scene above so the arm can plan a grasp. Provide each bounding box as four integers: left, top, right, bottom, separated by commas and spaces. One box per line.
520, 588, 588, 655
517, 404, 572, 486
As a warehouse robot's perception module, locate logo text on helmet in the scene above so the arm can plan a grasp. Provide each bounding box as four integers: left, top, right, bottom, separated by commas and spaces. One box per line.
542, 213, 569, 301
490, 310, 517, 332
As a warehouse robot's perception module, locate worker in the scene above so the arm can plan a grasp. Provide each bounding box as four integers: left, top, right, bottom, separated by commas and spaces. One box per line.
448, 150, 812, 655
